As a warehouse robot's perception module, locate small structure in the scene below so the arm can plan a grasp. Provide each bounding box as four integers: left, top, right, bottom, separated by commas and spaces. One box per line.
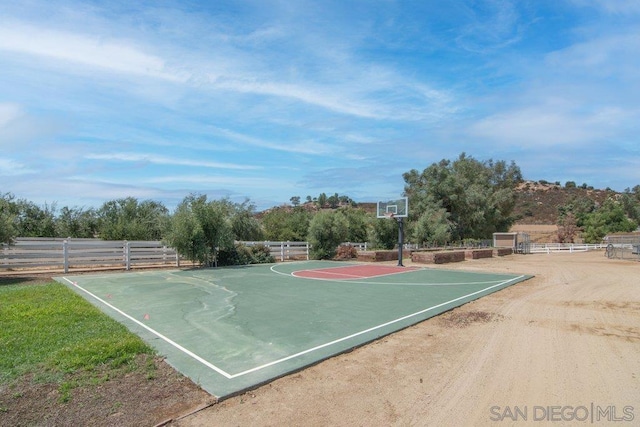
493, 232, 530, 254
604, 232, 640, 260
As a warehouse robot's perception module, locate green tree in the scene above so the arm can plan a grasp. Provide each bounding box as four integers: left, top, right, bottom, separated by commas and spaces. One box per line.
165, 198, 207, 264
339, 195, 355, 206
307, 210, 349, 259
558, 195, 596, 227
369, 217, 398, 250
229, 199, 264, 241
97, 198, 168, 240
0, 193, 17, 244
403, 153, 522, 241
164, 195, 234, 266
261, 206, 311, 241
317, 193, 327, 208
290, 196, 301, 207
581, 199, 637, 243
339, 206, 370, 243
12, 200, 57, 237
412, 205, 452, 246
327, 193, 340, 208
621, 186, 640, 223
55, 206, 98, 238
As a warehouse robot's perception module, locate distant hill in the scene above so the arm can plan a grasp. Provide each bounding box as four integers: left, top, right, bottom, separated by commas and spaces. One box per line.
267, 183, 618, 224
510, 181, 618, 242
512, 180, 616, 225
264, 181, 620, 243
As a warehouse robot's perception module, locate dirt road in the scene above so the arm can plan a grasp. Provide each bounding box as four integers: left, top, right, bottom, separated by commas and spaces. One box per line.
176, 251, 639, 426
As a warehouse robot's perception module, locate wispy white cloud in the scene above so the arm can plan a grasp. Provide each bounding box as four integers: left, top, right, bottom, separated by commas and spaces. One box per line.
455, 0, 524, 53
0, 19, 454, 123
0, 103, 23, 129
0, 103, 66, 150
0, 157, 35, 176
207, 126, 333, 155
570, 0, 640, 15
144, 174, 289, 189
469, 106, 629, 147
210, 70, 453, 121
466, 11, 640, 150
0, 22, 186, 82
85, 153, 260, 170
544, 32, 640, 83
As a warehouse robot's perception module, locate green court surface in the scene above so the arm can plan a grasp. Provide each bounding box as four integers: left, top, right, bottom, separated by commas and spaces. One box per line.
56, 261, 531, 399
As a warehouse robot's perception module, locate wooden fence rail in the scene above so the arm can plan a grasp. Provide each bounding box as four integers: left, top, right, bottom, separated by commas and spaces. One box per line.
0, 238, 316, 273
1, 238, 181, 273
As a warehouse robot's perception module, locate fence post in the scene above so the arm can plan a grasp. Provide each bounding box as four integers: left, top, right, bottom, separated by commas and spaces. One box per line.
125, 241, 131, 270
63, 240, 69, 273
306, 242, 310, 260
281, 242, 285, 262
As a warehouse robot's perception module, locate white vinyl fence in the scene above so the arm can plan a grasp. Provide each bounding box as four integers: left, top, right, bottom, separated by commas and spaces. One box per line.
1, 238, 182, 273
242, 241, 310, 261
1, 238, 315, 273
528, 243, 606, 254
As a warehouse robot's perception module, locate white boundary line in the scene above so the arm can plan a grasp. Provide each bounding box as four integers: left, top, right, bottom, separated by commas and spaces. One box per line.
228, 275, 525, 378
61, 276, 233, 379
62, 272, 526, 381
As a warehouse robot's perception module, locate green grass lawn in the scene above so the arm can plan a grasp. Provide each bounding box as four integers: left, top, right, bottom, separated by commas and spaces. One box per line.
0, 279, 155, 402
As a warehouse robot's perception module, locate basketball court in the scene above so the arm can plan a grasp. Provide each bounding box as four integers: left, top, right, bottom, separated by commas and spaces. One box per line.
56, 261, 531, 399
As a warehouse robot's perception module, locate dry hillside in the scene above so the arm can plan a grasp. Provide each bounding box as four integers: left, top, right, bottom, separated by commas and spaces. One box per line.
264, 181, 619, 243
510, 181, 617, 242
512, 180, 615, 224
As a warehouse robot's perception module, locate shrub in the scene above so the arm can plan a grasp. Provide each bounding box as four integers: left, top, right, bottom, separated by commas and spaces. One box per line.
217, 243, 253, 266
250, 244, 275, 263
217, 243, 275, 266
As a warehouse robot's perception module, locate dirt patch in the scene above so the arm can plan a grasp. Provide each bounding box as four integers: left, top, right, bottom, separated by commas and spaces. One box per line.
0, 355, 211, 427
0, 275, 55, 287
438, 310, 505, 328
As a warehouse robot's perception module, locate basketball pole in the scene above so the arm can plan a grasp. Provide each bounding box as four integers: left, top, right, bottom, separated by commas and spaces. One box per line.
397, 217, 404, 267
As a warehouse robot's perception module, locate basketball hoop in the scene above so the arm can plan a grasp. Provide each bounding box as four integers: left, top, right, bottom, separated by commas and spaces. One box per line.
376, 197, 408, 267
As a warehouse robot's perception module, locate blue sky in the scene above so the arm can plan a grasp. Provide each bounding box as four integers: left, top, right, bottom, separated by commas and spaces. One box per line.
1, 0, 639, 211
